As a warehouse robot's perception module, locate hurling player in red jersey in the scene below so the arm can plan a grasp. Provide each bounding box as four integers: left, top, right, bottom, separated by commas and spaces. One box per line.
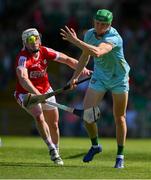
14, 28, 91, 165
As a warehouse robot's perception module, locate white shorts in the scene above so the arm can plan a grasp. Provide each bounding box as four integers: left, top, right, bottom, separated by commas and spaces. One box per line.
14, 87, 57, 111
41, 87, 57, 110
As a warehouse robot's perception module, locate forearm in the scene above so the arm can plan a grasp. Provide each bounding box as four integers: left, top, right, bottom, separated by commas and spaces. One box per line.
65, 56, 79, 70
58, 53, 88, 71
65, 56, 89, 73
72, 52, 89, 80
72, 38, 100, 57
16, 67, 40, 95
19, 78, 40, 95
72, 38, 112, 58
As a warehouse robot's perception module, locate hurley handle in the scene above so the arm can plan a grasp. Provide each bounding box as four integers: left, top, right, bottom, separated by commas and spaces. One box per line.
63, 76, 91, 91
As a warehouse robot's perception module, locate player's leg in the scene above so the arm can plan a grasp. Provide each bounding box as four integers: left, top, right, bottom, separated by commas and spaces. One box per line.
41, 92, 63, 165
43, 108, 59, 150
112, 92, 128, 168
15, 93, 53, 145
42, 90, 60, 150
28, 105, 63, 165
42, 88, 60, 150
83, 87, 105, 162
43, 109, 63, 165
15, 93, 63, 165
30, 107, 51, 139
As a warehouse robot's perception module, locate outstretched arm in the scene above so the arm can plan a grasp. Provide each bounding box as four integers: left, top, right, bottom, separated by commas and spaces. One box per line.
60, 26, 113, 57
68, 51, 90, 89
70, 51, 90, 81
54, 52, 92, 76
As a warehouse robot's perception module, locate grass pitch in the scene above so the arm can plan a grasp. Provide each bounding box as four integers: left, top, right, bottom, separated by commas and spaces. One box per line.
0, 136, 151, 179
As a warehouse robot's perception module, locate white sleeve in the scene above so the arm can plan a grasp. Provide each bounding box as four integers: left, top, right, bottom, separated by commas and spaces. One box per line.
45, 47, 60, 61
53, 51, 60, 60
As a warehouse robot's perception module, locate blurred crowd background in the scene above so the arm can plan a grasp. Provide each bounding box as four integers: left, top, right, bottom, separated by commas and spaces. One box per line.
1, 0, 151, 138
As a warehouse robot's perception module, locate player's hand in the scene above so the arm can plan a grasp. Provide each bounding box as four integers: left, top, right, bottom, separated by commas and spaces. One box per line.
67, 78, 78, 90
81, 68, 93, 77
60, 26, 78, 43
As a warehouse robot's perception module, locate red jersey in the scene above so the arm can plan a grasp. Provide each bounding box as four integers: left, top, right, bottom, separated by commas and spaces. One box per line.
15, 46, 60, 94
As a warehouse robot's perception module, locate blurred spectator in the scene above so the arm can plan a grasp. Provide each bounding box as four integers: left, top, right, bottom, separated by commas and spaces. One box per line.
0, 45, 12, 90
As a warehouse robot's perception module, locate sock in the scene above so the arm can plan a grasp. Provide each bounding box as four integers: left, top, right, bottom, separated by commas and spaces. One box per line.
117, 155, 124, 159
44, 137, 55, 151
117, 145, 124, 155
54, 144, 59, 152
91, 137, 99, 147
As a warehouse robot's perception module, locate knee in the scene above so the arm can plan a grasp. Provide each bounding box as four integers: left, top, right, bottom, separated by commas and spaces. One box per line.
50, 110, 59, 129
114, 115, 126, 125
51, 119, 59, 129
30, 105, 43, 120
83, 106, 101, 123
35, 113, 45, 124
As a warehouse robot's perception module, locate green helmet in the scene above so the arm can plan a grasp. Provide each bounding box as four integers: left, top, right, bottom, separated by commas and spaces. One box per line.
94, 9, 113, 24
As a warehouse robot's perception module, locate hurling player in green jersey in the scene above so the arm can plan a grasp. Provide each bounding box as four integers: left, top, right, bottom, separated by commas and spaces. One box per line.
61, 9, 130, 168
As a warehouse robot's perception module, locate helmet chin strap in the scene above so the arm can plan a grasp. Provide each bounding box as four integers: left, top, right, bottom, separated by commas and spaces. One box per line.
32, 49, 39, 53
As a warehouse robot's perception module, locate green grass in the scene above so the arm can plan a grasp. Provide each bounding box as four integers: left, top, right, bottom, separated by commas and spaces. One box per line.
0, 136, 151, 179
